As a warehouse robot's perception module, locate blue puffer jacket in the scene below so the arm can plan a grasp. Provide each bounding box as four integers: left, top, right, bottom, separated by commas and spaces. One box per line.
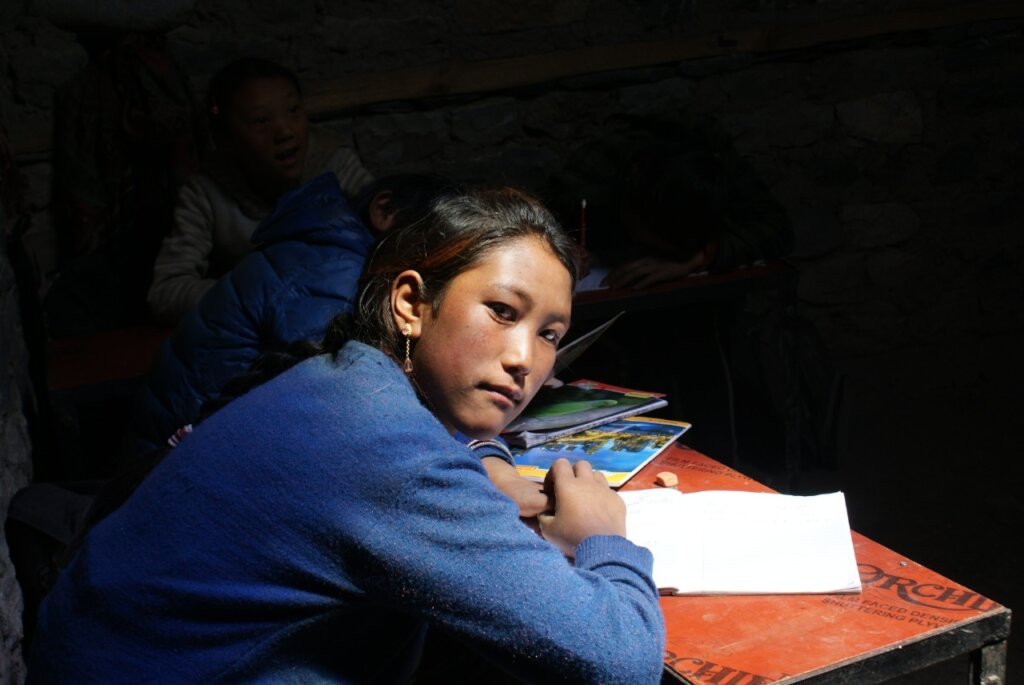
130, 173, 376, 455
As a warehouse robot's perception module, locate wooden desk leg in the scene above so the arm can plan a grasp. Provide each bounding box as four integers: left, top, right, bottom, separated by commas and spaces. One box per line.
969, 639, 1008, 685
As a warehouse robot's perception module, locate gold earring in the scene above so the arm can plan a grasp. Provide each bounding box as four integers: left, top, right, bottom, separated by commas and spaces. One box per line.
402, 324, 413, 373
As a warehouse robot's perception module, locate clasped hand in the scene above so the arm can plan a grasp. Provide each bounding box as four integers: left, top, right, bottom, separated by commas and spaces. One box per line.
537, 458, 627, 557
485, 456, 628, 556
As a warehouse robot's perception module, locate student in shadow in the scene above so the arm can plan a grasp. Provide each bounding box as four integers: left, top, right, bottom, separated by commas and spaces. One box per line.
546, 115, 842, 484
546, 113, 793, 290
147, 57, 374, 325
128, 172, 454, 458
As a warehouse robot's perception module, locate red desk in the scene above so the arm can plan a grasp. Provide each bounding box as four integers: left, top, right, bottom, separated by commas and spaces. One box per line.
623, 444, 1011, 684
46, 326, 172, 392
44, 326, 172, 478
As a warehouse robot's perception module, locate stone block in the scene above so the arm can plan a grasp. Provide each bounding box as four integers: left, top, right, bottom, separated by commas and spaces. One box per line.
355, 111, 449, 167
906, 283, 982, 341
450, 97, 520, 145
19, 211, 58, 284
527, 89, 615, 128
841, 202, 920, 249
976, 258, 1024, 324
617, 77, 694, 116
797, 252, 868, 305
837, 91, 922, 144
19, 163, 52, 212
788, 206, 840, 259
248, 0, 315, 24
453, 0, 589, 33
941, 74, 1024, 111
708, 61, 808, 109
33, 0, 196, 33
951, 192, 1022, 259
5, 20, 87, 112
808, 47, 943, 102
559, 66, 676, 92
722, 97, 832, 149
844, 300, 910, 351
864, 248, 917, 291
804, 300, 905, 358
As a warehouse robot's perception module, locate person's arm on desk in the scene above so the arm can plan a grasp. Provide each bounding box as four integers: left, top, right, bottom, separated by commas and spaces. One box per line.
482, 456, 551, 517
602, 249, 707, 289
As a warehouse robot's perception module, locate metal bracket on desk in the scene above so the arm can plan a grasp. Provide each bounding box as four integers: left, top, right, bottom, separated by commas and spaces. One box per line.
971, 638, 1008, 685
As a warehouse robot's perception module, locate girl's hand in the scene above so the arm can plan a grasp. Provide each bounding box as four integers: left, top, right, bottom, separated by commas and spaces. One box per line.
537, 458, 627, 557
482, 457, 552, 518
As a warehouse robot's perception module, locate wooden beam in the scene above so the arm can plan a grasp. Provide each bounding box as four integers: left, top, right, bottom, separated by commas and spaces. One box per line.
12, 0, 1024, 160
304, 0, 1024, 116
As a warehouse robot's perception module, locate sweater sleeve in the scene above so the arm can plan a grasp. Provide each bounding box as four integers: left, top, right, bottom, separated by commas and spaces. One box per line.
325, 146, 374, 197
305, 126, 374, 197
148, 177, 218, 324
336, 413, 665, 685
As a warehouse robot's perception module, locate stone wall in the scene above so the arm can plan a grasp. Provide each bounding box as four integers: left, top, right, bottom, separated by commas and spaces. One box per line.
0, 239, 31, 685
2, 0, 1023, 678
1, 143, 32, 685
5, 2, 1021, 362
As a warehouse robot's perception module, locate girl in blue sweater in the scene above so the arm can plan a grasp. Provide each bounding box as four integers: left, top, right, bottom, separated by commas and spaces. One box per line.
29, 187, 666, 684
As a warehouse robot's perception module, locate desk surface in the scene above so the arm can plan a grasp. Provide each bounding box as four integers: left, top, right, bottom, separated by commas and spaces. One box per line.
623, 445, 1011, 684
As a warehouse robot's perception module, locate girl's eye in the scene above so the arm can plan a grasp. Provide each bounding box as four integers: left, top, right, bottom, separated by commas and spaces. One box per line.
489, 303, 516, 322
541, 329, 562, 345
250, 116, 270, 126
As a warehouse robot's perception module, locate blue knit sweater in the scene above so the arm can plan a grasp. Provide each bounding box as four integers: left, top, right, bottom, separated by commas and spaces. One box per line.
30, 342, 665, 684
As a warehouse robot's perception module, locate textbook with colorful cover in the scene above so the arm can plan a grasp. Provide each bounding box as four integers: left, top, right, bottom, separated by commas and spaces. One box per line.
512, 416, 690, 487
502, 380, 668, 449
618, 488, 862, 596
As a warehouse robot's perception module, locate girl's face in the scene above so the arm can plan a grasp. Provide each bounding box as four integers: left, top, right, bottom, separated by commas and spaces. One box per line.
409, 235, 572, 440
221, 76, 309, 197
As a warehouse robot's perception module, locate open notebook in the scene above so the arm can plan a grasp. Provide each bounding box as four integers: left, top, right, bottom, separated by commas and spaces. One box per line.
619, 489, 862, 596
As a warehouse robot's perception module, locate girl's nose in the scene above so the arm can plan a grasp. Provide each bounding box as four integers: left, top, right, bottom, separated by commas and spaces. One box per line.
503, 333, 534, 380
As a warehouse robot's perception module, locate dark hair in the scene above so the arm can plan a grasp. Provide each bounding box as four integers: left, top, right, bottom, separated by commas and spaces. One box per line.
351, 173, 460, 232
206, 58, 302, 137
204, 185, 577, 410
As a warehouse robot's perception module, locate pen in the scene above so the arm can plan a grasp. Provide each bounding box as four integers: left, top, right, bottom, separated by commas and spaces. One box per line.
579, 198, 587, 251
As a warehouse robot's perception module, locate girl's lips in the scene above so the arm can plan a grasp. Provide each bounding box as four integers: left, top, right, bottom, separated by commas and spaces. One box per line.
482, 384, 523, 408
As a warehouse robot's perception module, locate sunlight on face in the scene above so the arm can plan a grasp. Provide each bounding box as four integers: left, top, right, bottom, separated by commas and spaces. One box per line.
412, 235, 573, 440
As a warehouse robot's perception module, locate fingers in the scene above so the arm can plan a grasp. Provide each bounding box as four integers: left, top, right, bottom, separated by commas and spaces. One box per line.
543, 457, 572, 491
548, 458, 609, 488
571, 459, 594, 478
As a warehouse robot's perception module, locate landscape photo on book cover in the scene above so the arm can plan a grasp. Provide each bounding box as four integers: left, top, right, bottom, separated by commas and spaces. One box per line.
513, 417, 690, 487
503, 382, 665, 434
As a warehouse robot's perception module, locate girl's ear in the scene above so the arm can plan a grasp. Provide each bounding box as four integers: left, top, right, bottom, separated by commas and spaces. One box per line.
391, 270, 427, 337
